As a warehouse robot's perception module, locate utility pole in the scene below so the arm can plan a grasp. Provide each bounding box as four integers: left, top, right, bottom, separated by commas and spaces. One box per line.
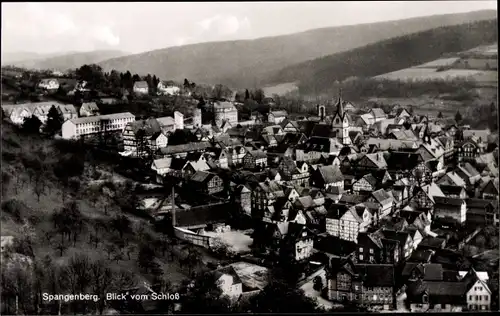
171, 185, 176, 227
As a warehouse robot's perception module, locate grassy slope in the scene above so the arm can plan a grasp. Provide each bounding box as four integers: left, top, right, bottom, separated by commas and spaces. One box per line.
98, 10, 497, 89
0, 121, 194, 288
266, 19, 497, 95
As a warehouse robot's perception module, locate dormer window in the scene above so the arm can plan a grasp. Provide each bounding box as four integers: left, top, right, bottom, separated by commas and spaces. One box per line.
422, 294, 428, 304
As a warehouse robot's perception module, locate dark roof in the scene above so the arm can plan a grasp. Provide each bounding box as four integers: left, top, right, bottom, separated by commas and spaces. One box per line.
160, 142, 211, 155
355, 264, 395, 287
339, 194, 368, 205
422, 281, 468, 303
434, 196, 464, 207
371, 189, 393, 205
296, 120, 318, 137
466, 198, 495, 209
386, 152, 423, 170
402, 263, 444, 281
317, 165, 344, 183
190, 171, 216, 184
419, 236, 447, 249
213, 266, 243, 285
408, 249, 435, 263
175, 203, 230, 227
326, 204, 350, 219
310, 123, 336, 138
438, 185, 465, 196
380, 230, 410, 246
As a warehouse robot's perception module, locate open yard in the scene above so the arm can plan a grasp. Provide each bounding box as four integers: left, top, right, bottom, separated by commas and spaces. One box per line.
202, 229, 253, 254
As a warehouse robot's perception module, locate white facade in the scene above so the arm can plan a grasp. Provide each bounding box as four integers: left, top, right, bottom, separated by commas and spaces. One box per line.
206, 102, 238, 127
217, 274, 243, 300
174, 111, 184, 130
157, 82, 181, 95
295, 237, 314, 261
467, 280, 491, 311
61, 112, 135, 139
38, 79, 59, 90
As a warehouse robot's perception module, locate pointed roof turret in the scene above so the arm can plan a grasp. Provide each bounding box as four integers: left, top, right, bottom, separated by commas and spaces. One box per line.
335, 88, 345, 119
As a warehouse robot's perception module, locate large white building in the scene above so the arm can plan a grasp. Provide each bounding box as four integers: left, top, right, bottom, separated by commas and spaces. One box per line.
61, 112, 135, 139
205, 101, 238, 127
2, 102, 77, 125
38, 78, 60, 90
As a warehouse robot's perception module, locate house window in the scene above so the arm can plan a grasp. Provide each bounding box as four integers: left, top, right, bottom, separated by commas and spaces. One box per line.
359, 254, 364, 260
369, 248, 374, 254
469, 295, 473, 300
485, 296, 488, 301
359, 247, 364, 252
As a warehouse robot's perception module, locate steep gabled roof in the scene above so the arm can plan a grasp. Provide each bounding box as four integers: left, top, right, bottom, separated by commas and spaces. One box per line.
317, 165, 344, 184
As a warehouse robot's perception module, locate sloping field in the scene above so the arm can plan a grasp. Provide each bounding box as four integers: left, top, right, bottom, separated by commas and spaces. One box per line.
374, 68, 485, 81
262, 82, 299, 96
415, 57, 460, 68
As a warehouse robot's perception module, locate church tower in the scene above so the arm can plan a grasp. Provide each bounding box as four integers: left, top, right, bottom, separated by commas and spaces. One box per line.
330, 89, 351, 145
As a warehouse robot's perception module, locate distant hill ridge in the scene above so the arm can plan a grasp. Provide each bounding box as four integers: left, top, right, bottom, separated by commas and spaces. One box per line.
96, 10, 497, 89
6, 50, 129, 72
265, 18, 497, 95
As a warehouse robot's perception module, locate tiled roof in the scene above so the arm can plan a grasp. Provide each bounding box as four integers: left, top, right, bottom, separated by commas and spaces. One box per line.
422, 281, 468, 299
326, 203, 350, 220
269, 110, 288, 117
160, 142, 211, 155
318, 165, 344, 184
339, 194, 368, 205
133, 81, 148, 89
419, 236, 446, 249
402, 263, 444, 281
463, 129, 490, 141
371, 189, 393, 205
456, 162, 480, 178
69, 112, 135, 124
363, 152, 388, 169
465, 198, 495, 209
439, 184, 465, 196
386, 152, 423, 170
152, 157, 172, 169
437, 171, 467, 187
156, 116, 175, 126
81, 102, 99, 111
434, 196, 464, 207
190, 171, 215, 183
371, 108, 386, 118
408, 249, 435, 263
246, 150, 268, 159
419, 182, 445, 203
213, 266, 243, 285
355, 264, 395, 287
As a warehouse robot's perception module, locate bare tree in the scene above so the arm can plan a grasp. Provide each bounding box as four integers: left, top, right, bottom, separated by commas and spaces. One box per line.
89, 260, 114, 315
104, 243, 117, 261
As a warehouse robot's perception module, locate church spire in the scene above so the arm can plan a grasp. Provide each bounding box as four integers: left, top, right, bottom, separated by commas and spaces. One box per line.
336, 88, 345, 118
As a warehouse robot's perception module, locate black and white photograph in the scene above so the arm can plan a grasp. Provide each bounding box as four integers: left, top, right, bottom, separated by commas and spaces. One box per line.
0, 1, 498, 314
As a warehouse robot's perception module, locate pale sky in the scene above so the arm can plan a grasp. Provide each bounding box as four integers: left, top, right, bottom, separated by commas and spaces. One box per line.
1, 1, 497, 55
